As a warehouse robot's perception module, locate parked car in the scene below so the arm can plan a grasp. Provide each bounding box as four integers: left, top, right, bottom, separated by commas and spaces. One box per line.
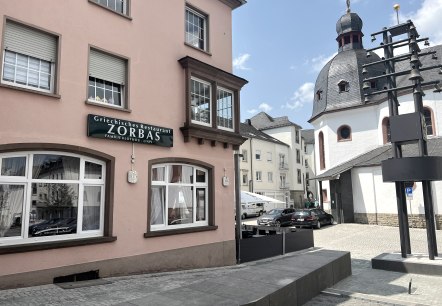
29, 218, 77, 236
240, 202, 265, 219
291, 208, 334, 229
257, 208, 295, 227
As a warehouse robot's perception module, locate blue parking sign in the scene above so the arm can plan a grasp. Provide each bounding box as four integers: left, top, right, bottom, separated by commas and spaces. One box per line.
405, 187, 413, 197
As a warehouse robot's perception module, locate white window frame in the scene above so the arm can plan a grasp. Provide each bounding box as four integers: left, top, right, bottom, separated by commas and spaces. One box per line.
242, 173, 248, 185
150, 163, 209, 231
0, 151, 106, 246
190, 77, 212, 127
268, 172, 273, 183
216, 87, 234, 132
267, 152, 272, 162
255, 150, 261, 160
185, 6, 208, 51
92, 0, 128, 15
256, 171, 262, 182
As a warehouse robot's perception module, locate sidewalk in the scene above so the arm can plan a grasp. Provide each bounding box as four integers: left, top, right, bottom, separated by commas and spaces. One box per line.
1, 224, 441, 305
0, 248, 349, 306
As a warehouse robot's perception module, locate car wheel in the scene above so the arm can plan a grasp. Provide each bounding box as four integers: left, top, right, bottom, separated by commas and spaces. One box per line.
330, 217, 334, 225
241, 214, 246, 219
259, 211, 263, 216
316, 221, 321, 229
275, 220, 281, 227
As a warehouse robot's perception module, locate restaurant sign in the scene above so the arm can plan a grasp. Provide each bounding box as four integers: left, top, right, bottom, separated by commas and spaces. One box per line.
87, 114, 173, 147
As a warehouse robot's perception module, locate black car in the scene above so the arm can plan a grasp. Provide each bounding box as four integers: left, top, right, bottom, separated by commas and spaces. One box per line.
291, 209, 334, 229
257, 208, 295, 227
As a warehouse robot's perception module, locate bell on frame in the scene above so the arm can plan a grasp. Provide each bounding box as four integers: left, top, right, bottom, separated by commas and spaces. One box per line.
371, 35, 376, 42
410, 54, 420, 64
362, 67, 368, 75
366, 51, 371, 58
363, 81, 371, 90
364, 96, 371, 103
409, 68, 423, 81
434, 84, 442, 93
424, 40, 430, 46
432, 53, 438, 60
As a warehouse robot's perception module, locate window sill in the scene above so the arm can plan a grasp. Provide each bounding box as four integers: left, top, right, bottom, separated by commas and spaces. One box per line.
0, 83, 60, 99
0, 236, 117, 255
88, 0, 132, 20
85, 100, 132, 113
184, 42, 212, 56
144, 225, 218, 238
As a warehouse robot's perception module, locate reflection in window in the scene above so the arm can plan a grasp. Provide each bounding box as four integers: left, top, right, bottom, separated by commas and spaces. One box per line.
217, 88, 234, 130
0, 152, 106, 245
185, 6, 207, 50
150, 164, 208, 230
423, 107, 434, 136
191, 78, 211, 125
32, 154, 80, 180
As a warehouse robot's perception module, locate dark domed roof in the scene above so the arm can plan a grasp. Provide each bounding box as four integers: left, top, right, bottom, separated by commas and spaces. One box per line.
336, 12, 363, 35
310, 49, 386, 121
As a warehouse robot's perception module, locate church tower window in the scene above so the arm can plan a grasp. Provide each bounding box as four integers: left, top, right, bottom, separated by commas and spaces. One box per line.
337, 125, 352, 141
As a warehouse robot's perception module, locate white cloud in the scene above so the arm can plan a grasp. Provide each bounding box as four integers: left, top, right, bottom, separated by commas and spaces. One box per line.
285, 82, 315, 110
258, 103, 272, 112
233, 53, 251, 70
247, 109, 258, 115
306, 53, 337, 72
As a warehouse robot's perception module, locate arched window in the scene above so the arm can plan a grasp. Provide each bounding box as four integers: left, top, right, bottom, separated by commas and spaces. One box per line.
318, 132, 325, 170
337, 125, 352, 141
382, 117, 391, 144
423, 107, 435, 136
338, 80, 349, 93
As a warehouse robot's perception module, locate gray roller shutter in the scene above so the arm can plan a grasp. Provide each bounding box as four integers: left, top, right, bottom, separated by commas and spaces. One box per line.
89, 49, 126, 85
4, 20, 57, 63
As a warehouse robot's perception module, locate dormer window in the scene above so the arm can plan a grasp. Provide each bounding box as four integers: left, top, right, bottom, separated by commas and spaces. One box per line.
316, 90, 323, 101
338, 80, 349, 92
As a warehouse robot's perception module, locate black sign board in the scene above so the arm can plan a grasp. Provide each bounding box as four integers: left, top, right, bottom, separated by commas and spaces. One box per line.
87, 114, 173, 147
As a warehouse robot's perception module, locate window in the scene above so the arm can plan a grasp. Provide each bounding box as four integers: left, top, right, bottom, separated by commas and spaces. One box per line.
217, 87, 234, 131
316, 90, 322, 101
382, 117, 391, 144
150, 163, 209, 230
0, 152, 106, 245
319, 131, 325, 170
306, 173, 310, 187
268, 172, 273, 183
423, 107, 435, 136
256, 171, 262, 181
305, 159, 309, 168
179, 56, 247, 149
337, 125, 352, 141
241, 150, 247, 162
191, 77, 211, 126
267, 152, 272, 162
255, 150, 261, 160
344, 35, 350, 45
2, 20, 57, 94
242, 173, 248, 185
296, 149, 301, 164
353, 35, 359, 43
296, 130, 300, 144
280, 174, 286, 189
338, 80, 349, 92
304, 145, 307, 153
185, 6, 208, 51
279, 154, 287, 170
297, 169, 302, 184
90, 0, 129, 16
88, 48, 127, 109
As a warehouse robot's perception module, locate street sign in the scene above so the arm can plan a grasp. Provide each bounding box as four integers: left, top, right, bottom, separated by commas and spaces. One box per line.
405, 187, 413, 199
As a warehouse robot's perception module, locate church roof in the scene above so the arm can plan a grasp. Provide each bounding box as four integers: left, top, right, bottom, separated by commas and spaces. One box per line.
336, 12, 363, 36
312, 137, 442, 181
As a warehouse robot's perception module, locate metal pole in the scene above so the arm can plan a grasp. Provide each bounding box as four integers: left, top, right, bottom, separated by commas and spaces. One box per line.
234, 153, 242, 264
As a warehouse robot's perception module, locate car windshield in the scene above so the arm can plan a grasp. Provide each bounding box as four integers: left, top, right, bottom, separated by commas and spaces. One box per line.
293, 210, 311, 217
266, 209, 283, 215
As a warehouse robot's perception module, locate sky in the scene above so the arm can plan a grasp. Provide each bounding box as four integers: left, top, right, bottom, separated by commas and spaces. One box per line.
232, 0, 442, 129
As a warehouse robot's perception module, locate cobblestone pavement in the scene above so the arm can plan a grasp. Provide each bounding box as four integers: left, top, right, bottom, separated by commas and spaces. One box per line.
306, 223, 442, 306
0, 224, 441, 305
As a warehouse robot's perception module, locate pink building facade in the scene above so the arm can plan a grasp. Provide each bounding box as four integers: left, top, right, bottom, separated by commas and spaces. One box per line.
0, 0, 246, 289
